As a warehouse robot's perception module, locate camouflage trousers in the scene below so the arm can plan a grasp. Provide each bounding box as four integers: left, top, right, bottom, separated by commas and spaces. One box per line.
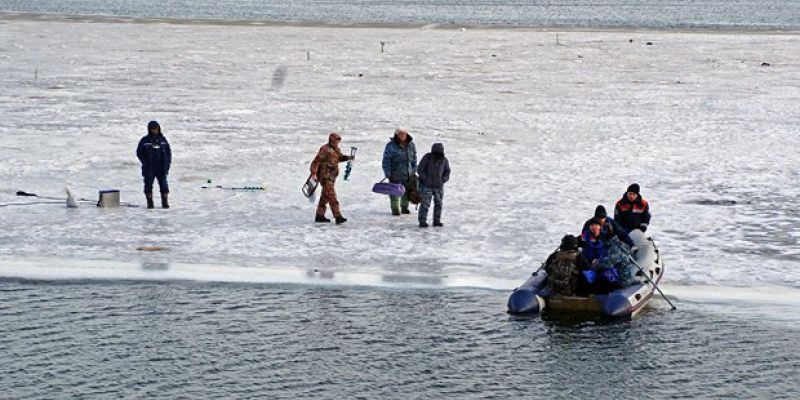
597, 237, 637, 286
316, 180, 342, 218
418, 187, 444, 224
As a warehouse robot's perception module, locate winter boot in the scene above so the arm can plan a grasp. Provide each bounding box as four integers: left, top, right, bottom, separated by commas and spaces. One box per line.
419, 221, 429, 228
390, 196, 402, 216
335, 216, 348, 224
161, 193, 169, 209
315, 214, 331, 223
433, 220, 443, 227
145, 193, 155, 209
400, 196, 410, 214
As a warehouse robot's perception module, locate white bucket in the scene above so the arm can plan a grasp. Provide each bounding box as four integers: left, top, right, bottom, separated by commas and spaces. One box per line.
97, 189, 120, 207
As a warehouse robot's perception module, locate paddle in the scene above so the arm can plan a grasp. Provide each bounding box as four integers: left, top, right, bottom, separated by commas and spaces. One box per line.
629, 255, 677, 310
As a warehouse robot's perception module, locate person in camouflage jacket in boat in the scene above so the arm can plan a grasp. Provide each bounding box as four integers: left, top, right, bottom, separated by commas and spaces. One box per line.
310, 132, 354, 224
545, 235, 590, 296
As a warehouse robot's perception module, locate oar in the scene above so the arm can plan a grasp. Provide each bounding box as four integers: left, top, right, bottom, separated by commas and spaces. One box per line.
629, 255, 677, 310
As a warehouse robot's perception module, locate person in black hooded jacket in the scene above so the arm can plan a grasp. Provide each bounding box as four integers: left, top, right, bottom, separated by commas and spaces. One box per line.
136, 121, 172, 209
416, 143, 450, 228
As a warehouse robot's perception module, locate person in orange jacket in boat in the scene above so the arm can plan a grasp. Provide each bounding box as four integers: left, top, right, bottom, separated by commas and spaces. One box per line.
614, 183, 651, 233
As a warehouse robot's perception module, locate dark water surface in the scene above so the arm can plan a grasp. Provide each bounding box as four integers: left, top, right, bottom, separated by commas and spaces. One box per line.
1, 0, 799, 30
2, 279, 798, 398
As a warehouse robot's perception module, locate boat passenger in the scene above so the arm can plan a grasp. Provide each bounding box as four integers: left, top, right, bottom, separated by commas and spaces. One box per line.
581, 219, 607, 268
581, 205, 634, 248
614, 183, 651, 233
544, 234, 590, 296
582, 219, 638, 293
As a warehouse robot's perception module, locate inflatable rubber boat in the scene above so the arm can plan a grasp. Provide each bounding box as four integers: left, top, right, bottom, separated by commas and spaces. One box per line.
507, 229, 663, 318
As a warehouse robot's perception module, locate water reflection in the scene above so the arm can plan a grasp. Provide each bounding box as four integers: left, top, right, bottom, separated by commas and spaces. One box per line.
381, 274, 443, 286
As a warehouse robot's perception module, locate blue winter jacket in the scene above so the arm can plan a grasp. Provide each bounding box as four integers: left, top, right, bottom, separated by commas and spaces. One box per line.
137, 126, 171, 177
581, 217, 634, 248
382, 134, 417, 183
581, 233, 607, 264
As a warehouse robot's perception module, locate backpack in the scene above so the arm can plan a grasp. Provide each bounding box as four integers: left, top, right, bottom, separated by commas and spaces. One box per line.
546, 250, 581, 296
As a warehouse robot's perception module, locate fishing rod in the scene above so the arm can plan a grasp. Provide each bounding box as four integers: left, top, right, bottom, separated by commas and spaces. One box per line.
0, 200, 63, 207
17, 190, 94, 203
201, 185, 265, 190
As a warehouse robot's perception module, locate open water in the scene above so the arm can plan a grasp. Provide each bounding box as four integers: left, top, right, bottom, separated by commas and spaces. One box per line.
1, 0, 800, 30
2, 280, 799, 399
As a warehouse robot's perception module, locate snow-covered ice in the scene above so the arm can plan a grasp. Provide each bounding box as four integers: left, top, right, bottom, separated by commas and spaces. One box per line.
1, 17, 798, 294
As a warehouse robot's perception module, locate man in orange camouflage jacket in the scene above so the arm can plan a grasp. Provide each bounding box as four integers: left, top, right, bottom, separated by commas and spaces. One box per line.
310, 132, 354, 224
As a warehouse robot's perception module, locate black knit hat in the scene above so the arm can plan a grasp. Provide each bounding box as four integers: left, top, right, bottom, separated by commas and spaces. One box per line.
594, 205, 607, 218
560, 234, 578, 251
627, 183, 641, 194
587, 217, 602, 227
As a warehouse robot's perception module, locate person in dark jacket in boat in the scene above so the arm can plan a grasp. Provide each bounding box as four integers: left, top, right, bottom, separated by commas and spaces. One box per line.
582, 218, 638, 292
136, 121, 172, 209
614, 183, 651, 233
581, 205, 634, 248
381, 128, 417, 216
545, 234, 590, 296
310, 132, 354, 224
581, 219, 608, 268
416, 143, 450, 228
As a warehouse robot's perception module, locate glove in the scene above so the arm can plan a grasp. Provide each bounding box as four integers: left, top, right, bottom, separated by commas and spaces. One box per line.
639, 224, 648, 232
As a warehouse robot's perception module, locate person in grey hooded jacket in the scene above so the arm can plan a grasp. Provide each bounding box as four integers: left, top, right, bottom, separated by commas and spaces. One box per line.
416, 143, 450, 227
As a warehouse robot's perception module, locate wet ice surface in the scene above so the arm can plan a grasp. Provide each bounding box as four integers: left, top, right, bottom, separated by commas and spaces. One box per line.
0, 18, 799, 293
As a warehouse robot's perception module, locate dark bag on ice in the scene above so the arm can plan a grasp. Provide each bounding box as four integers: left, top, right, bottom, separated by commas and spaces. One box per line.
405, 175, 421, 204
372, 179, 406, 197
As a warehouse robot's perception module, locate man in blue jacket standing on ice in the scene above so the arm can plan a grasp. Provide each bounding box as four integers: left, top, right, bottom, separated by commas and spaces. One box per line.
136, 121, 172, 209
